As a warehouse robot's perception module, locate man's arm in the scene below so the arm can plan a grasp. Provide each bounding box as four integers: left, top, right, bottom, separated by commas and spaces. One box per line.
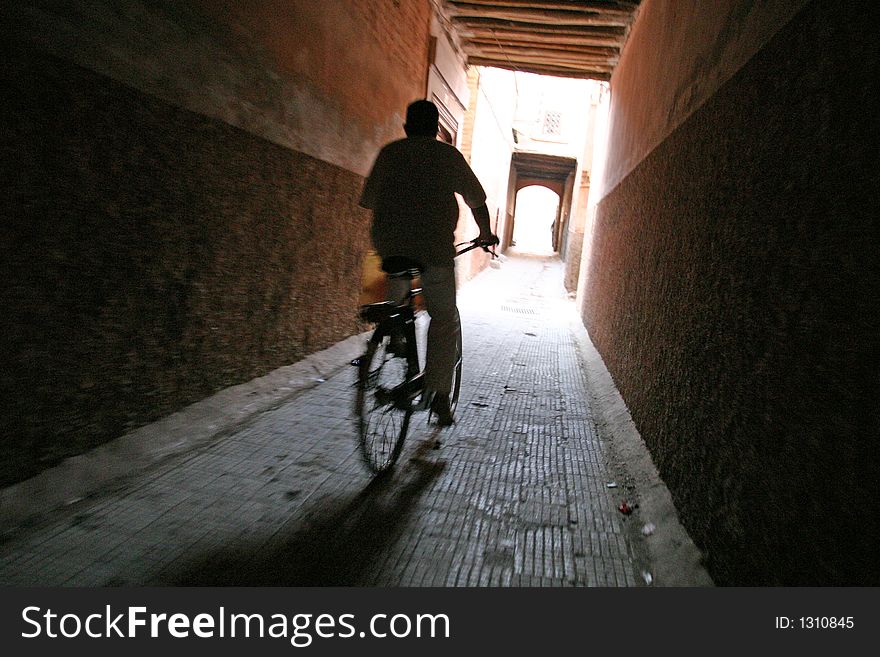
471, 204, 497, 243
359, 148, 387, 210
450, 148, 498, 244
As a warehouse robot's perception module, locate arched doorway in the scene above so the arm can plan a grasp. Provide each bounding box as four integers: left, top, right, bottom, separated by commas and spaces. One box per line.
511, 185, 559, 256
502, 152, 577, 257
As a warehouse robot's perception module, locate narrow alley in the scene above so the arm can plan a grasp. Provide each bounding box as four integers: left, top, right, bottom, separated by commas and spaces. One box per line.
4, 0, 878, 595
0, 257, 707, 587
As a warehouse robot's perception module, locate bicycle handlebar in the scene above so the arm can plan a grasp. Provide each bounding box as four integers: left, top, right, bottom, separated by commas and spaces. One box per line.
455, 237, 499, 259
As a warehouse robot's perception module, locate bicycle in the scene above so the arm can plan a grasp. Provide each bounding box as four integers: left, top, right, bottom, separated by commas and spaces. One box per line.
353, 237, 497, 474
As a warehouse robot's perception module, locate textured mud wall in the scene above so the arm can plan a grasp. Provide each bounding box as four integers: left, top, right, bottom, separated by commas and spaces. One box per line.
602, 0, 809, 196
5, 0, 430, 176
583, 1, 879, 584
1, 0, 432, 487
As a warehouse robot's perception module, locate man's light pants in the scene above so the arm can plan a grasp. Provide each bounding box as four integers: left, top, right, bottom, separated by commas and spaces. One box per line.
387, 265, 458, 398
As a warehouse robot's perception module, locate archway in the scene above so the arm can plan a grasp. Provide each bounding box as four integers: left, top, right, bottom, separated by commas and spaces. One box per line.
511, 185, 559, 256
502, 152, 577, 256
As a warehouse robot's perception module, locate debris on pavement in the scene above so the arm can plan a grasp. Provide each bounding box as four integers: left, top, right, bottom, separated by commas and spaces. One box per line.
606, 482, 618, 488
641, 522, 656, 536
642, 571, 654, 585
618, 501, 634, 515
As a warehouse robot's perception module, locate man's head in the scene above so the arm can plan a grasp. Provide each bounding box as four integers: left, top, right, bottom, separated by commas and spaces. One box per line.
404, 100, 439, 138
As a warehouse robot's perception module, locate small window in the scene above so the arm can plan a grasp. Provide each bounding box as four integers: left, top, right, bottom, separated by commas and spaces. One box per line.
542, 110, 562, 136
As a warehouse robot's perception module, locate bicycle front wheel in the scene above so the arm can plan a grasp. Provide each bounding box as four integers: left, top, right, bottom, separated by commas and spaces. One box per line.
356, 335, 412, 474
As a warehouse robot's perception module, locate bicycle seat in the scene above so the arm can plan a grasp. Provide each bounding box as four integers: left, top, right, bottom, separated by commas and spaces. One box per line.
382, 256, 423, 278
359, 301, 399, 323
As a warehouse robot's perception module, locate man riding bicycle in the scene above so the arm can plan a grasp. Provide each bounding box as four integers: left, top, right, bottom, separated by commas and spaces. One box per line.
359, 99, 498, 426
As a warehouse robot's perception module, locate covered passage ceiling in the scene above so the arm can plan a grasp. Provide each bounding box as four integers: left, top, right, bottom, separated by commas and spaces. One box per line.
434, 0, 643, 80
512, 151, 577, 185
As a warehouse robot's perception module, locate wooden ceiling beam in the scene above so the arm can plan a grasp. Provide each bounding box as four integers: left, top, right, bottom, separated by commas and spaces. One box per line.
468, 55, 613, 75
511, 152, 579, 178
464, 46, 616, 67
462, 39, 619, 57
448, 0, 638, 9
468, 57, 612, 80
448, 5, 631, 27
460, 28, 621, 48
437, 0, 641, 79
451, 17, 626, 37
447, 0, 636, 20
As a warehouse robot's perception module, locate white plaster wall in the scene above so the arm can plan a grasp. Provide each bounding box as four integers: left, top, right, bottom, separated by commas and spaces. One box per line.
512, 73, 593, 161
469, 68, 518, 234
430, 15, 471, 104
428, 15, 471, 145
575, 84, 612, 312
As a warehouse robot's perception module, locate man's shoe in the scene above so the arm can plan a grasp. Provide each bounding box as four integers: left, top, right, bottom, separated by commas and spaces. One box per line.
430, 393, 455, 427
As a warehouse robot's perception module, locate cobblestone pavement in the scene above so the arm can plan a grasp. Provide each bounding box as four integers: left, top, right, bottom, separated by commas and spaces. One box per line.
1, 255, 645, 587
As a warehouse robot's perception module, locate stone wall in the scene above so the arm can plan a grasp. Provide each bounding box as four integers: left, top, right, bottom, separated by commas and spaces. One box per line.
1, 0, 433, 486
582, 0, 879, 584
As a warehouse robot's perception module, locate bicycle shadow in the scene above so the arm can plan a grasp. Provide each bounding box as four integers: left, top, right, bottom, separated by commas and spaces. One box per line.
157, 447, 447, 586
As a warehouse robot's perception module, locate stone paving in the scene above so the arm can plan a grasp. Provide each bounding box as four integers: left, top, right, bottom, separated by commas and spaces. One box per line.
0, 255, 645, 587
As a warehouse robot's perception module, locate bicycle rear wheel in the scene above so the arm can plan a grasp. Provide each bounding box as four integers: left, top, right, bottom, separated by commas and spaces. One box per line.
356, 334, 413, 474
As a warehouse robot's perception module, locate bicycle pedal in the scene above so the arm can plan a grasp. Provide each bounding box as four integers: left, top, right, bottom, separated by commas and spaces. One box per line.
374, 387, 394, 406
392, 390, 419, 411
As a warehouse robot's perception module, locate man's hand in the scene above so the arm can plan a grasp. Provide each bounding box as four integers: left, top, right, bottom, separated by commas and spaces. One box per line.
477, 233, 500, 247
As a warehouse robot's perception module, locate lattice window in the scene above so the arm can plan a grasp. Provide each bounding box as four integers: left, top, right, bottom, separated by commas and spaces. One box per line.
542, 110, 562, 136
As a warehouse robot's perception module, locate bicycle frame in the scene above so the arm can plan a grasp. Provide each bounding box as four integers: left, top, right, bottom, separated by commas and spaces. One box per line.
353, 238, 494, 472
359, 237, 495, 366
366, 293, 420, 381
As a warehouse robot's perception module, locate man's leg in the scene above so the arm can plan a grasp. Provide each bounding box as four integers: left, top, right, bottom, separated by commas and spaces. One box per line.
384, 276, 412, 359
421, 265, 458, 421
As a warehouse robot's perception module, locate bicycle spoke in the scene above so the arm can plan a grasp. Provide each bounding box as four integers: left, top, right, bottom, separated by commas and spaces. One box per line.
355, 338, 412, 474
